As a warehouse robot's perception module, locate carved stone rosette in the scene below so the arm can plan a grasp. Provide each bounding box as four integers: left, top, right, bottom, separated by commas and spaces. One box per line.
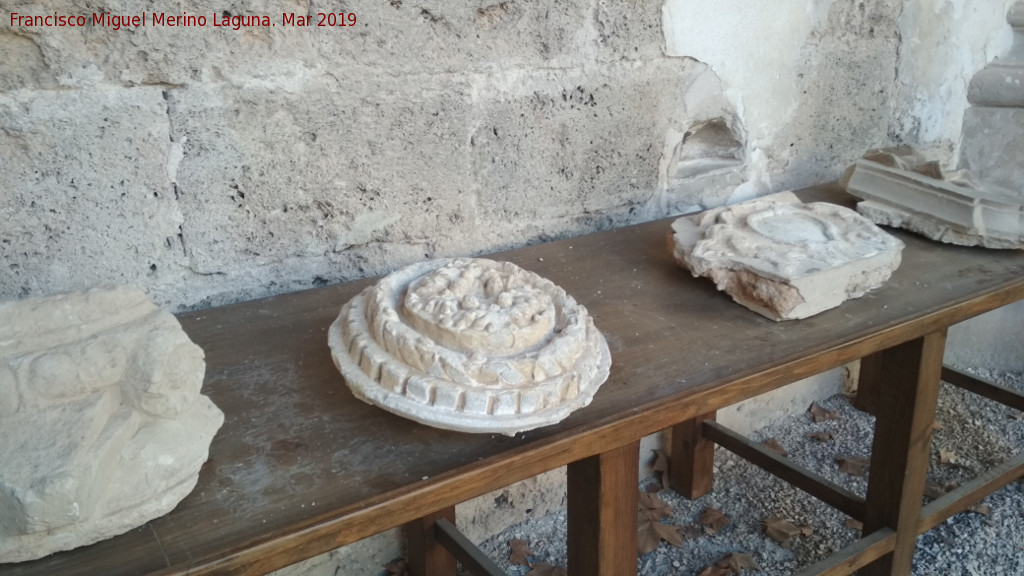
328, 258, 611, 435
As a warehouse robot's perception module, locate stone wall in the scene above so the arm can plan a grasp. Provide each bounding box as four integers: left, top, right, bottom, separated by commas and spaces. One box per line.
2, 0, 1013, 313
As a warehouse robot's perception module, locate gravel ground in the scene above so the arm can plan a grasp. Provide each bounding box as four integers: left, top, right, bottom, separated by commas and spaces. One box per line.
469, 368, 1024, 575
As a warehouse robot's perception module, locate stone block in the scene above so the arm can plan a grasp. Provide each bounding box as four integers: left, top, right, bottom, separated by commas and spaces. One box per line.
0, 31, 58, 91
167, 76, 477, 291
594, 0, 665, 61
4, 0, 318, 88
470, 59, 738, 247
960, 107, 1024, 194
670, 192, 904, 321
0, 286, 223, 562
308, 0, 594, 75
0, 87, 185, 306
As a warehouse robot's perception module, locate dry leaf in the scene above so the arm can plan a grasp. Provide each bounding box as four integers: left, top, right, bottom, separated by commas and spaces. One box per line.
845, 517, 864, 531
509, 538, 531, 566
638, 491, 673, 521
699, 507, 730, 534
932, 420, 945, 430
643, 482, 662, 494
807, 431, 834, 442
384, 559, 409, 576
698, 567, 732, 576
714, 552, 760, 573
924, 483, 948, 500
526, 563, 568, 576
968, 503, 991, 516
809, 402, 840, 422
800, 524, 814, 536
651, 449, 670, 489
761, 438, 788, 457
681, 524, 703, 539
637, 513, 684, 554
939, 449, 959, 465
837, 456, 870, 476
763, 517, 807, 547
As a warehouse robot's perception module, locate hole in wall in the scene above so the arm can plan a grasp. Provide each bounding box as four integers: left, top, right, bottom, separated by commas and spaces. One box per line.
672, 118, 744, 181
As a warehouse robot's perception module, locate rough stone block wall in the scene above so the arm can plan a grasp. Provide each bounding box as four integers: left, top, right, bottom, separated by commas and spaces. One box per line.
3, 0, 1011, 312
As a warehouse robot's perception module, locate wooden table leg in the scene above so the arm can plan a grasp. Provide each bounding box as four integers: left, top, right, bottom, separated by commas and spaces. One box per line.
860, 330, 946, 576
567, 440, 640, 576
853, 353, 885, 415
406, 507, 457, 576
669, 412, 716, 499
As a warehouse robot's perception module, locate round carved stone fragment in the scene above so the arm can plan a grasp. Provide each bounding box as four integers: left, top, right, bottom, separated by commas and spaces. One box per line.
328, 258, 611, 435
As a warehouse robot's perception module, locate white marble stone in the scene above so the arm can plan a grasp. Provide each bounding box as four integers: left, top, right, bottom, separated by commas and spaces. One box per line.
670, 192, 904, 321
328, 258, 611, 435
0, 286, 223, 563
842, 156, 1024, 249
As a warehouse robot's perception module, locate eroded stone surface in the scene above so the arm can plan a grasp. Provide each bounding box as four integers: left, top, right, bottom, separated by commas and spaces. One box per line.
843, 150, 1024, 249
670, 192, 904, 321
328, 258, 610, 435
0, 286, 223, 563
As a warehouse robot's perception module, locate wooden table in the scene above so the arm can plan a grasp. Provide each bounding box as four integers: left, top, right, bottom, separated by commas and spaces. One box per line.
4, 184, 1023, 576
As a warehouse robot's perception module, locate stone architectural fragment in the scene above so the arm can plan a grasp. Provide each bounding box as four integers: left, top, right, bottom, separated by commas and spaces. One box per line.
842, 151, 1024, 249
328, 258, 611, 435
670, 193, 904, 321
0, 287, 223, 563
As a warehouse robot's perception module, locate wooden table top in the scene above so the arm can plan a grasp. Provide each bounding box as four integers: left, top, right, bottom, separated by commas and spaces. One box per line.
5, 184, 1023, 575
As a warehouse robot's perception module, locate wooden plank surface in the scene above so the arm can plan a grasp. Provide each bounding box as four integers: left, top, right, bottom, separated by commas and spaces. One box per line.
4, 185, 1024, 576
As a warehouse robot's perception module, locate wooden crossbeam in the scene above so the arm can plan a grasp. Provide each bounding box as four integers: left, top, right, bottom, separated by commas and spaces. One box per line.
919, 450, 1024, 533
702, 420, 867, 520
942, 365, 1024, 412
433, 518, 506, 576
791, 528, 896, 576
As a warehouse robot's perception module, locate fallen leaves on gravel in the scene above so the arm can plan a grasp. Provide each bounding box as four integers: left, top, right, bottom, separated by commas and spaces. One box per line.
650, 449, 671, 490
845, 517, 864, 531
968, 503, 992, 516
509, 538, 531, 566
809, 402, 840, 422
763, 517, 812, 547
698, 552, 760, 575
637, 490, 689, 554
939, 449, 960, 465
761, 438, 788, 457
507, 540, 567, 575
525, 563, 567, 576
638, 491, 673, 521
807, 431, 835, 442
638, 513, 684, 554
836, 456, 870, 476
699, 507, 730, 534
924, 480, 959, 500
